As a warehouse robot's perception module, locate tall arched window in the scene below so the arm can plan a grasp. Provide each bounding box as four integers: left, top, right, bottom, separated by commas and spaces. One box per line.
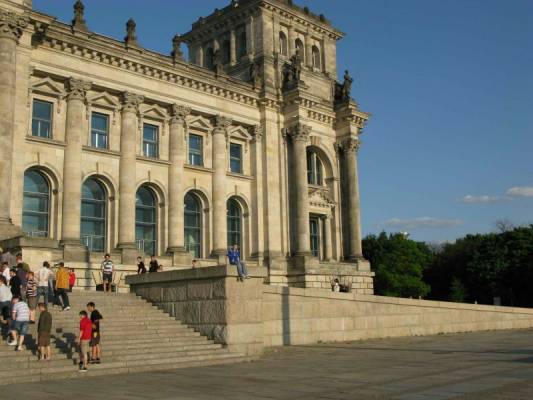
205, 47, 214, 69
312, 45, 321, 70
295, 38, 304, 59
184, 193, 202, 258
227, 198, 242, 249
81, 178, 106, 252
279, 32, 288, 56
221, 40, 231, 64
136, 186, 157, 255
307, 150, 324, 185
237, 29, 247, 59
22, 170, 50, 237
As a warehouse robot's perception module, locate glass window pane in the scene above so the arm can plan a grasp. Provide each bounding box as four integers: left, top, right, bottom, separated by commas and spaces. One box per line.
91, 113, 108, 131
136, 186, 157, 255
33, 100, 52, 120
23, 170, 50, 237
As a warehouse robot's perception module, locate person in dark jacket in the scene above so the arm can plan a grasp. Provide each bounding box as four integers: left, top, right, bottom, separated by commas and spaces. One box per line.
37, 302, 52, 360
9, 269, 21, 297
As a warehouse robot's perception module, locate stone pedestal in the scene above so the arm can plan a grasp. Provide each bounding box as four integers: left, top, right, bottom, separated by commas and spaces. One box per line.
61, 240, 87, 262
126, 265, 266, 356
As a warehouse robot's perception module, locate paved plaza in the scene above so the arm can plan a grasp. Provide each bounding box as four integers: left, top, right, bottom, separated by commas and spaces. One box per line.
4, 329, 533, 399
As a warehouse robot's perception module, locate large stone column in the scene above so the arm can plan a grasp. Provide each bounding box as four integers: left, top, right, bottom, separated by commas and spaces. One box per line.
0, 11, 28, 239
342, 137, 363, 259
211, 116, 231, 264
117, 92, 143, 263
61, 78, 91, 260
167, 104, 190, 264
286, 123, 311, 256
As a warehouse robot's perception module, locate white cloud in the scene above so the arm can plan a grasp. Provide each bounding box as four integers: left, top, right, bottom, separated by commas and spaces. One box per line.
459, 195, 500, 204
383, 217, 463, 231
505, 186, 533, 198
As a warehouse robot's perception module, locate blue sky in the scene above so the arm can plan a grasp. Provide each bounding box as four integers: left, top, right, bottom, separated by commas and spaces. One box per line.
32, 0, 533, 243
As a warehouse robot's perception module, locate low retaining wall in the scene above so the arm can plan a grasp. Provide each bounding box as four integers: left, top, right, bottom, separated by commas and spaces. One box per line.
127, 267, 533, 356
263, 286, 533, 347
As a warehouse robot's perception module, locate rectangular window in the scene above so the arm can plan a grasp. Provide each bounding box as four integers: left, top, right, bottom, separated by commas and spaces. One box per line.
188, 134, 203, 166
229, 143, 243, 174
31, 99, 53, 138
143, 124, 159, 158
91, 112, 109, 149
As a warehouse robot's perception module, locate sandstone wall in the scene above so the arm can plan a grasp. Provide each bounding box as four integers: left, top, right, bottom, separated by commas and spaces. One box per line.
263, 286, 533, 347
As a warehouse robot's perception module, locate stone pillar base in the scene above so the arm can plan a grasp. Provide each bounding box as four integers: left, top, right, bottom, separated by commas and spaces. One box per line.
0, 222, 22, 241
117, 243, 138, 265
211, 249, 227, 266
345, 256, 371, 271
291, 253, 319, 270
167, 247, 192, 266
61, 240, 87, 262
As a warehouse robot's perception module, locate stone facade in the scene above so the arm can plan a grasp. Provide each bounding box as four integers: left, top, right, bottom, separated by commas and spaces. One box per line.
0, 0, 373, 292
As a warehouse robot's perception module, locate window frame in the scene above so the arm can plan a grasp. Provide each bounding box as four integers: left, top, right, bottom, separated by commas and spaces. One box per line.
90, 111, 110, 149
142, 123, 159, 158
279, 31, 288, 56
188, 133, 204, 166
31, 99, 53, 139
229, 142, 243, 174
227, 198, 242, 250
184, 192, 202, 258
135, 186, 158, 256
307, 151, 324, 186
312, 45, 322, 70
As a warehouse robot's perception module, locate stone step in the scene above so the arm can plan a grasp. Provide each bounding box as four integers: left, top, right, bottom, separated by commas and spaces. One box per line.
1, 353, 254, 385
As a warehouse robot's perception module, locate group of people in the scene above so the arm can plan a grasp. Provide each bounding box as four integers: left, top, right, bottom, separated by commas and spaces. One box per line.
0, 251, 104, 371
136, 255, 164, 274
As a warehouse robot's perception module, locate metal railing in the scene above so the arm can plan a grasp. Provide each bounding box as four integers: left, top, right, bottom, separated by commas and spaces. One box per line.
81, 235, 105, 252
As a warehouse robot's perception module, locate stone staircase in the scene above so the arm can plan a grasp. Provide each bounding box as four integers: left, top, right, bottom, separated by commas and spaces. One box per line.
0, 291, 252, 384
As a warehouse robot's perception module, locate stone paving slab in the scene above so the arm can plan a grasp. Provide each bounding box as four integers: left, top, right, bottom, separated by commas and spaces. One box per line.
3, 329, 533, 399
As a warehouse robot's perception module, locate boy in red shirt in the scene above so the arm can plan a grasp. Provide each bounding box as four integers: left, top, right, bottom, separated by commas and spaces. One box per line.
77, 310, 92, 372
68, 269, 76, 292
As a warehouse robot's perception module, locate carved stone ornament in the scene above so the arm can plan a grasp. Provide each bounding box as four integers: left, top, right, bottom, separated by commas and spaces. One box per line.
0, 10, 29, 42
212, 115, 232, 135
71, 0, 88, 32
339, 137, 361, 153
124, 18, 139, 47
66, 78, 91, 101
169, 104, 190, 124
285, 123, 311, 142
250, 125, 263, 142
121, 92, 144, 113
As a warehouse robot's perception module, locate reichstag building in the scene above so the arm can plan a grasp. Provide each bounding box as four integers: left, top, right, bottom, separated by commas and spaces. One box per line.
0, 0, 373, 292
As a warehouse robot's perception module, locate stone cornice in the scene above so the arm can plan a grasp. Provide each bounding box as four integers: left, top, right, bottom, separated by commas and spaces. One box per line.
28, 12, 262, 109
334, 100, 370, 130
0, 9, 29, 42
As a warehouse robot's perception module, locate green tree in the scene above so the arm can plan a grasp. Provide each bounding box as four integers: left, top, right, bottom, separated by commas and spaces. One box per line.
449, 277, 467, 302
363, 232, 432, 298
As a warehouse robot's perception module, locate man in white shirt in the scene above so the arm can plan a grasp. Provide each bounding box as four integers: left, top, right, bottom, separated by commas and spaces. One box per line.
101, 254, 114, 293
35, 261, 53, 305
9, 296, 30, 351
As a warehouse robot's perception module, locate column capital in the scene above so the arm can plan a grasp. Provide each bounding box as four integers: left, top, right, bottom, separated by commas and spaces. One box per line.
212, 115, 232, 135
121, 92, 144, 114
0, 11, 29, 42
284, 123, 311, 143
338, 136, 361, 153
249, 125, 263, 143
66, 78, 91, 101
169, 104, 190, 125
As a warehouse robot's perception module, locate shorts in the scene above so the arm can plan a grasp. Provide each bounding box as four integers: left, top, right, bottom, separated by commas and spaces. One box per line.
80, 340, 90, 355
38, 332, 51, 346
90, 331, 100, 346
10, 320, 29, 335
27, 296, 38, 310
102, 273, 113, 282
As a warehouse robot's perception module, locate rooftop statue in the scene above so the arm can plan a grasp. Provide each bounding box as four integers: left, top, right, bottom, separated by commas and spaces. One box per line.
125, 18, 139, 47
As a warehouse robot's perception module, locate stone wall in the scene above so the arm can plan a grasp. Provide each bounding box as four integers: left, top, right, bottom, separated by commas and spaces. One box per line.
128, 267, 533, 357
263, 286, 533, 347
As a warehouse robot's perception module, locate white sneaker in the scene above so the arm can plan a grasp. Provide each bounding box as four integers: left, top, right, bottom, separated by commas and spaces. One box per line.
7, 341, 17, 346
63, 306, 70, 311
